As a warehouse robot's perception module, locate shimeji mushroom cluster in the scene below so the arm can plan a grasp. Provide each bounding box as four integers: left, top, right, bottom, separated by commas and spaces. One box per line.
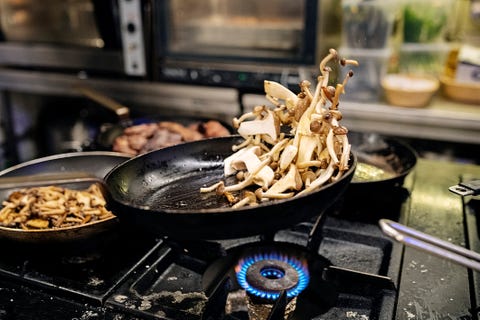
200, 49, 358, 208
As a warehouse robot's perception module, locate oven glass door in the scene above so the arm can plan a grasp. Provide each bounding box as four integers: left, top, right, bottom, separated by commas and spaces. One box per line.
157, 0, 317, 64
0, 0, 121, 49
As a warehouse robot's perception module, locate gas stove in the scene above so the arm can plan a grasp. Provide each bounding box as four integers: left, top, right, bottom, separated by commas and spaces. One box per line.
0, 213, 401, 320
0, 158, 478, 320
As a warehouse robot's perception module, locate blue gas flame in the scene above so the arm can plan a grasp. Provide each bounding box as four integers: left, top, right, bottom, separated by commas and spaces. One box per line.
235, 252, 310, 300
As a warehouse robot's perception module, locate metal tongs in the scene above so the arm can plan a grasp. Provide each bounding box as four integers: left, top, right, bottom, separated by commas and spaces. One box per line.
379, 219, 480, 272
449, 179, 480, 196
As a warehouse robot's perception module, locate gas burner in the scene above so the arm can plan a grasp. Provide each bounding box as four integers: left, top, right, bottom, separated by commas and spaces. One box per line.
200, 242, 337, 319
235, 252, 309, 300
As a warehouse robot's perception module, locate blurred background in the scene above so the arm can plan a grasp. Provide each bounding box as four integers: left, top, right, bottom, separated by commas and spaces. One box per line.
0, 0, 479, 168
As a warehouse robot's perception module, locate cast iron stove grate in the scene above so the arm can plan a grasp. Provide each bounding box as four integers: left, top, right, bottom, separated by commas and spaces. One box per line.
104, 213, 402, 320
0, 191, 405, 320
0, 227, 162, 317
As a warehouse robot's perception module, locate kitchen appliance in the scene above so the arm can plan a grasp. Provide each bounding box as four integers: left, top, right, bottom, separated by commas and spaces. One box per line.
0, 0, 148, 76
153, 0, 341, 92
0, 157, 478, 319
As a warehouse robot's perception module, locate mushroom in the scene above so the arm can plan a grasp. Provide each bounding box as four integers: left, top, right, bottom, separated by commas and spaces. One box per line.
237, 109, 280, 141
232, 191, 258, 208
230, 146, 275, 189
297, 161, 336, 196
264, 80, 299, 110
326, 128, 339, 165
263, 164, 302, 197
278, 144, 298, 171
296, 135, 319, 166
199, 48, 358, 205
232, 105, 266, 129
223, 146, 252, 176
301, 170, 317, 188
223, 157, 272, 192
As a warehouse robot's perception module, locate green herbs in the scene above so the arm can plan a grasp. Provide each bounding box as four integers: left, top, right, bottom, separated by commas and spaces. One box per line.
403, 4, 447, 43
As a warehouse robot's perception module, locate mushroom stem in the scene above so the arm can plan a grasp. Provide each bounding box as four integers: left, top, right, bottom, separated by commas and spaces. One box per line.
224, 157, 272, 192
200, 181, 223, 193
326, 128, 339, 165
297, 161, 336, 196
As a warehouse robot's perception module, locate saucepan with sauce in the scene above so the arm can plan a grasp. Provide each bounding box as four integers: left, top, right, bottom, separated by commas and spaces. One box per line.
330, 132, 417, 221
349, 131, 417, 189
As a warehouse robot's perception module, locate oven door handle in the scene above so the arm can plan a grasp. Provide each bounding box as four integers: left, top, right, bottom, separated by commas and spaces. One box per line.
379, 219, 480, 272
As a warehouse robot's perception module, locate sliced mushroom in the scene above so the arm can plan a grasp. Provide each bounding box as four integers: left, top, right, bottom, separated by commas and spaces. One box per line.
237, 109, 280, 141
263, 164, 302, 197
230, 146, 275, 189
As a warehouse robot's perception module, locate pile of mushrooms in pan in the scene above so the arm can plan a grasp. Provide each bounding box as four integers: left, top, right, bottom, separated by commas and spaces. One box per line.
201, 49, 358, 208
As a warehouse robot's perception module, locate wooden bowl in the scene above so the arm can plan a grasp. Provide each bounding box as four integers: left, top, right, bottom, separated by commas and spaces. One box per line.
382, 74, 440, 108
440, 75, 480, 105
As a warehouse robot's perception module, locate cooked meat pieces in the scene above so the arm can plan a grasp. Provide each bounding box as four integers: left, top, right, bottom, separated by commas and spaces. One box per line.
112, 120, 230, 155
140, 128, 183, 153
123, 123, 159, 136
127, 134, 149, 151
157, 121, 204, 141
112, 135, 137, 155
196, 120, 232, 138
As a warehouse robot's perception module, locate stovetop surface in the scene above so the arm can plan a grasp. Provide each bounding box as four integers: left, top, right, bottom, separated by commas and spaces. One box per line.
0, 158, 478, 320
0, 213, 402, 320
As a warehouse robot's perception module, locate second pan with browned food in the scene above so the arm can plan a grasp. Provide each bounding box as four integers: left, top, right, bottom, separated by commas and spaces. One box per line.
0, 151, 130, 244
103, 136, 357, 240
75, 86, 234, 155
96, 114, 234, 155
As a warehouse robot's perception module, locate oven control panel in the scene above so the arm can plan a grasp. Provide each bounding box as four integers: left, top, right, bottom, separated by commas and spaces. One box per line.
119, 0, 146, 76
159, 67, 314, 92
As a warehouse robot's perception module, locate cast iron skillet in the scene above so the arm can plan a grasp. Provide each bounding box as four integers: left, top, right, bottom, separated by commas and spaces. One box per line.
0, 151, 130, 244
103, 135, 357, 240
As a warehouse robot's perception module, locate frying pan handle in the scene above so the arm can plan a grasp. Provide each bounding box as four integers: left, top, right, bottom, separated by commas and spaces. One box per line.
74, 85, 131, 123
0, 172, 104, 189
379, 219, 480, 272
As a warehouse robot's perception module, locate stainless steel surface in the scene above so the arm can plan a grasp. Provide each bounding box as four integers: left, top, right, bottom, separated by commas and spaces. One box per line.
449, 179, 480, 196
244, 93, 480, 145
118, 0, 146, 76
380, 219, 480, 272
0, 43, 124, 73
0, 67, 240, 122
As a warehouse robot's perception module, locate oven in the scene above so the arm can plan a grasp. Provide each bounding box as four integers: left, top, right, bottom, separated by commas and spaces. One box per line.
152, 0, 340, 92
0, 0, 149, 77
0, 158, 478, 320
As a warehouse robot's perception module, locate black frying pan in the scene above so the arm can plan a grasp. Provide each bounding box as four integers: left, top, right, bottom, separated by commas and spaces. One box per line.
103, 135, 357, 240
0, 151, 130, 243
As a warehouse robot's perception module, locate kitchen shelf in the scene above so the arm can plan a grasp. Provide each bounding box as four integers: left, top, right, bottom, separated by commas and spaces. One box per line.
243, 93, 480, 146
0, 60, 478, 146
0, 67, 240, 122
